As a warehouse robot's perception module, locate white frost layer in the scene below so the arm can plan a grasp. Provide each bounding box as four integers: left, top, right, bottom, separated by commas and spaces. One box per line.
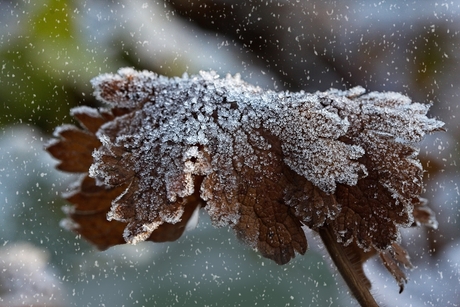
87, 68, 443, 245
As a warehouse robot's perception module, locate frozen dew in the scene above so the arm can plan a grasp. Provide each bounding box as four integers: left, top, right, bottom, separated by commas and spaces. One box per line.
55, 67, 443, 254
46, 68, 443, 307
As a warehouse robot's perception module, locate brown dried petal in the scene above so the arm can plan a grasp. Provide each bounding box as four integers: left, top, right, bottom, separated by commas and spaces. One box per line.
46, 126, 99, 173
357, 131, 423, 204
149, 192, 202, 242
47, 103, 201, 249
412, 197, 438, 228
70, 106, 115, 134
285, 175, 340, 229
61, 175, 128, 250
379, 242, 414, 293
92, 68, 158, 108
222, 138, 307, 264
331, 170, 408, 251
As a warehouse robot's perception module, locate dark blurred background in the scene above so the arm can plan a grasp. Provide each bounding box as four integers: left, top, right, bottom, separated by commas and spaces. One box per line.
0, 0, 458, 306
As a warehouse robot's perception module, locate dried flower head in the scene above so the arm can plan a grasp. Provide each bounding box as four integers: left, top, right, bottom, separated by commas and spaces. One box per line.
46, 68, 443, 306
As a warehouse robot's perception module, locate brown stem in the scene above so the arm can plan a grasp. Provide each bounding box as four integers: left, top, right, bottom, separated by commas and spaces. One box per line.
318, 226, 380, 307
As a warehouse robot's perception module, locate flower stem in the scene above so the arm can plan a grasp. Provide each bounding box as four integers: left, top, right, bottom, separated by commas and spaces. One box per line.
318, 226, 379, 307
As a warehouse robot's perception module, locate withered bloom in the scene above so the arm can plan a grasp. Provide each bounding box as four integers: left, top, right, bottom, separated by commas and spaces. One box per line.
46, 68, 443, 307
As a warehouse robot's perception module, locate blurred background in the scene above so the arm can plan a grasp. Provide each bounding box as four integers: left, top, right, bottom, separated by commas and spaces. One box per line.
0, 0, 458, 306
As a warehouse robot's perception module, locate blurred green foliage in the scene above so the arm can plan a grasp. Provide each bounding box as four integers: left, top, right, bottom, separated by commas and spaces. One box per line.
0, 0, 123, 133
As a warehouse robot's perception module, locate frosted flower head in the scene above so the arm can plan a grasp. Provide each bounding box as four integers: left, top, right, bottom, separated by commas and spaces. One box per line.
46, 68, 444, 300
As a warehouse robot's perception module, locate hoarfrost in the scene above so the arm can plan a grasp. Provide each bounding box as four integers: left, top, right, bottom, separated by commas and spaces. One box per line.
47, 67, 443, 267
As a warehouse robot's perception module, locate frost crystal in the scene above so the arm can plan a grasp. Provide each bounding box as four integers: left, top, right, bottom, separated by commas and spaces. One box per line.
46, 68, 444, 292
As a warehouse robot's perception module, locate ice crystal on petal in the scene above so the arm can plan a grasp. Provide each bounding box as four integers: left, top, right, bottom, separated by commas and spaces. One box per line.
46, 68, 443, 291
